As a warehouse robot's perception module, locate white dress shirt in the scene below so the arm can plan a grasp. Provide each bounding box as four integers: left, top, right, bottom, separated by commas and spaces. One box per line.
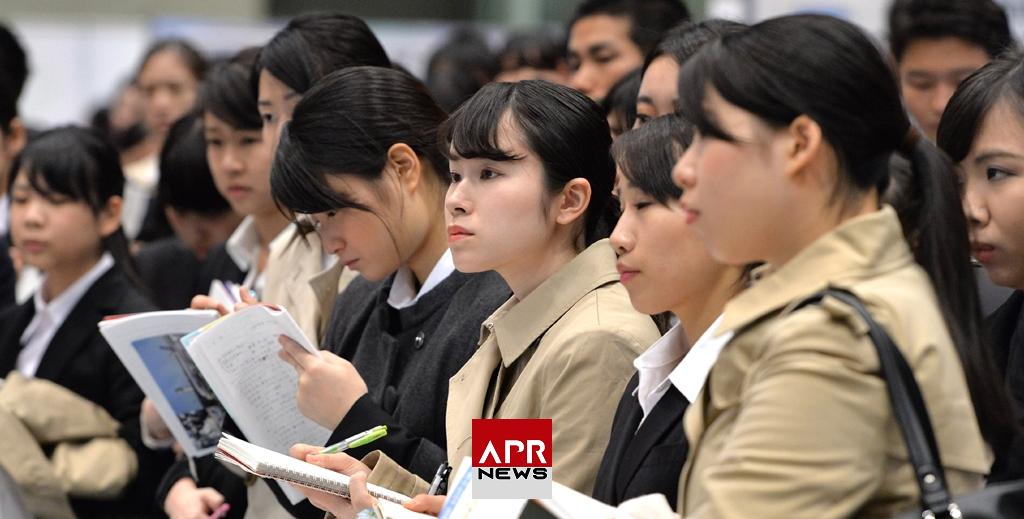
225, 216, 291, 298
632, 315, 734, 427
386, 249, 455, 310
17, 253, 115, 377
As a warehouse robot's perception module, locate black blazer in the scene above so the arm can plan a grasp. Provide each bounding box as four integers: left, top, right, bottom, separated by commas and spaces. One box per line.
987, 290, 1024, 483
0, 266, 173, 518
591, 371, 689, 509
136, 238, 246, 311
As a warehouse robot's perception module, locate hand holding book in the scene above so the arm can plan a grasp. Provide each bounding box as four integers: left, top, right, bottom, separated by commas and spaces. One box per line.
278, 334, 369, 429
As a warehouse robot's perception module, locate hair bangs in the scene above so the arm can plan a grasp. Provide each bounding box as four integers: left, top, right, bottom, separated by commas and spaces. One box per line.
10, 129, 117, 213
270, 125, 369, 216
938, 54, 1024, 163
442, 83, 524, 162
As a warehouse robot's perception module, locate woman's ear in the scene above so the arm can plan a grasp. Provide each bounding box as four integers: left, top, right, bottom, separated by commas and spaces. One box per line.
386, 143, 423, 195
781, 114, 824, 181
98, 196, 123, 239
554, 178, 592, 226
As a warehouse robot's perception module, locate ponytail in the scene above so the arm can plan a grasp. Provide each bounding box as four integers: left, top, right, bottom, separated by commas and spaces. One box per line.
887, 136, 1018, 455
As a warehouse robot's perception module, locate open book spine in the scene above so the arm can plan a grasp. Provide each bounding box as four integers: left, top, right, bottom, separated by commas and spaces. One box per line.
213, 452, 410, 505
266, 465, 411, 505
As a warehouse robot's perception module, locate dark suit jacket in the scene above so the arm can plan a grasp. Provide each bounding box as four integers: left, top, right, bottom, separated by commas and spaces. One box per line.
987, 290, 1024, 483
136, 238, 246, 311
0, 266, 173, 518
592, 371, 689, 509
0, 245, 14, 310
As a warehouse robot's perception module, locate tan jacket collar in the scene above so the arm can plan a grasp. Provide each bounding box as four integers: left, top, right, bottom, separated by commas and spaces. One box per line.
481, 239, 619, 367
718, 206, 913, 335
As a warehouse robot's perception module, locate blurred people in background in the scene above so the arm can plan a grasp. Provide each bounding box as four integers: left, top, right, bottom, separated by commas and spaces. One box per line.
425, 27, 497, 112
889, 0, 1015, 142
495, 29, 571, 85
125, 39, 207, 242
0, 23, 28, 310
567, 0, 689, 102
603, 68, 640, 139
633, 19, 746, 127
134, 112, 243, 310
91, 81, 150, 169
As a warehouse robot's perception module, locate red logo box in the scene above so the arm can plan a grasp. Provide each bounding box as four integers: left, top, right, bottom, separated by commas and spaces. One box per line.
472, 418, 552, 467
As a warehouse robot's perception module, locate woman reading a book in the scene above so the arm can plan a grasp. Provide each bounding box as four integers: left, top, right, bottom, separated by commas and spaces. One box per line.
284, 79, 660, 516
0, 126, 172, 517
268, 66, 510, 516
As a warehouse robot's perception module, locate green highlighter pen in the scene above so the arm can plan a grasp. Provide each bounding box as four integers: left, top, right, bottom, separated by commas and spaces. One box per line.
319, 425, 388, 454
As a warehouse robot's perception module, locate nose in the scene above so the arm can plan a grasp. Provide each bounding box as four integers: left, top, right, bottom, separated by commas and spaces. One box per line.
963, 177, 989, 229
570, 64, 596, 100
932, 81, 958, 117
445, 178, 471, 217
609, 217, 634, 256
314, 214, 346, 256
220, 145, 244, 175
672, 141, 697, 192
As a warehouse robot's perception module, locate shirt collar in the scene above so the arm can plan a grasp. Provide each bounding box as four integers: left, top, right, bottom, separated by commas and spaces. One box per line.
631, 323, 688, 404
225, 216, 260, 272
226, 217, 292, 272
387, 249, 456, 309
0, 195, 8, 236
26, 253, 115, 337
483, 239, 619, 367
718, 206, 913, 336
668, 314, 732, 402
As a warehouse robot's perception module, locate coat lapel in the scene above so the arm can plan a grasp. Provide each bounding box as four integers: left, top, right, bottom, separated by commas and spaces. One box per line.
33, 269, 120, 382
446, 331, 502, 462
597, 374, 642, 499
0, 303, 35, 375
615, 385, 687, 497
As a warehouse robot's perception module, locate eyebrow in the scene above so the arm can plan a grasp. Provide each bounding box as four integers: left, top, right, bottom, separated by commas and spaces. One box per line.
636, 95, 655, 106
586, 42, 615, 56
974, 149, 1024, 164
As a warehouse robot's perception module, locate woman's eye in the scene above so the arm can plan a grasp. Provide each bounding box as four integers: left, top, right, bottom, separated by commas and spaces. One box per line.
593, 53, 617, 65
206, 139, 223, 148
635, 201, 652, 210
241, 137, 261, 146
326, 210, 338, 219
11, 196, 28, 205
480, 169, 499, 180
986, 167, 1013, 182
261, 113, 274, 124
450, 172, 462, 183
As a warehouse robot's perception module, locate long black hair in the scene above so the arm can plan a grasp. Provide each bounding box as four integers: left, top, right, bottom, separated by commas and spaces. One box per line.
271, 66, 448, 217
8, 126, 146, 291
642, 19, 747, 74
442, 80, 616, 246
255, 12, 390, 96
678, 13, 1016, 455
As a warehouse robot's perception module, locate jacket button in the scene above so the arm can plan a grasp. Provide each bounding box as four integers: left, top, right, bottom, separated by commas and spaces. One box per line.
414, 332, 426, 349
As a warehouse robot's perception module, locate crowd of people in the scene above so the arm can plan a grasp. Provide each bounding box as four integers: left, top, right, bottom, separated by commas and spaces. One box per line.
1, 0, 1024, 517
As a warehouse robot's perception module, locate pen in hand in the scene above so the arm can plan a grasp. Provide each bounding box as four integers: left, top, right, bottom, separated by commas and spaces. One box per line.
319, 425, 388, 454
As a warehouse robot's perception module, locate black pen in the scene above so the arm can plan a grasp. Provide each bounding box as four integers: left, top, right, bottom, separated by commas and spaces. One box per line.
427, 462, 452, 495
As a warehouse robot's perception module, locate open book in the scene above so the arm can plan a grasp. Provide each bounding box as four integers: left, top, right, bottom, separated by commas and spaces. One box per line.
181, 305, 333, 503
99, 310, 223, 458
100, 305, 332, 504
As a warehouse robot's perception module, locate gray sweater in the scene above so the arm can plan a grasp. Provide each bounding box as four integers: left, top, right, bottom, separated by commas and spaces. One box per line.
325, 269, 510, 480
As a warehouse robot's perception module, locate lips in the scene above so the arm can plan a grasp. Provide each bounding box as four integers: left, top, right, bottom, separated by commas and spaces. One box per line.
226, 185, 252, 197
616, 262, 639, 284
19, 240, 46, 254
447, 225, 473, 244
972, 242, 996, 264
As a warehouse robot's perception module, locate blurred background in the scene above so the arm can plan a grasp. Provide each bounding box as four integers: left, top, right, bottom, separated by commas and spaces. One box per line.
5, 0, 1024, 128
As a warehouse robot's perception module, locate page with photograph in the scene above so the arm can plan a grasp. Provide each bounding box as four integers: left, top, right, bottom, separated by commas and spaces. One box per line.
99, 310, 223, 457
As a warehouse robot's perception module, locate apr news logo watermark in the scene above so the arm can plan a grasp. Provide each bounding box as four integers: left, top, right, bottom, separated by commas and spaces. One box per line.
471, 418, 552, 499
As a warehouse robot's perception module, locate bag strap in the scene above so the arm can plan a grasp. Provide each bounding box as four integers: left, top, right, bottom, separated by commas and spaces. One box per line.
795, 287, 960, 519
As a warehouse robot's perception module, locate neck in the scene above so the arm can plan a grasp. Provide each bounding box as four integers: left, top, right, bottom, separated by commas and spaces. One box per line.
251, 210, 290, 248
499, 236, 580, 301
407, 210, 449, 287
42, 253, 103, 302
669, 267, 741, 349
766, 192, 879, 268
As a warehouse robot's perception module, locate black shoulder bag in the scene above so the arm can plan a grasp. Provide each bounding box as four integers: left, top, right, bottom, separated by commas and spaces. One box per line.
797, 288, 1024, 519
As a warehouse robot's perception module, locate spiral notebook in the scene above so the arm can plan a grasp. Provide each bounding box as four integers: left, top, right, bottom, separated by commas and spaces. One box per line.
214, 433, 413, 505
